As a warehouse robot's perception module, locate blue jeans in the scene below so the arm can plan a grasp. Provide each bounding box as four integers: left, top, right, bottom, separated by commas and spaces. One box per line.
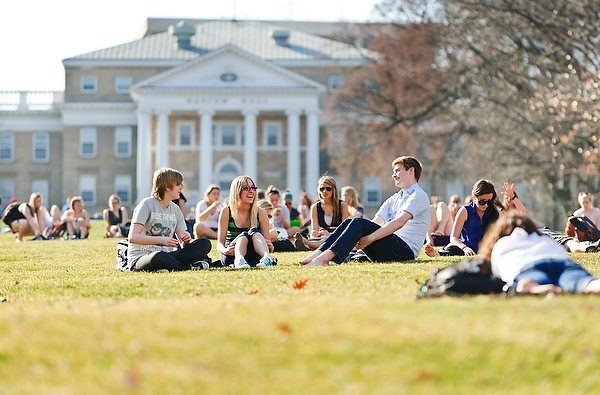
514, 259, 596, 292
318, 218, 414, 264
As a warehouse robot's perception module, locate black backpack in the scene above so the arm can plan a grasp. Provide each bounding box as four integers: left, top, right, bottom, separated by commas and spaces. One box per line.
417, 258, 506, 298
567, 216, 600, 242
2, 202, 21, 226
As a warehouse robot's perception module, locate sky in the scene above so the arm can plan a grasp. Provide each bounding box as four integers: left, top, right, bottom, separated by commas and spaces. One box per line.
0, 0, 381, 91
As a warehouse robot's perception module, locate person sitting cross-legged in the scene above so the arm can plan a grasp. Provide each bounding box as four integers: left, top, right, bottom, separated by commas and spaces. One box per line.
128, 168, 212, 272
299, 156, 430, 266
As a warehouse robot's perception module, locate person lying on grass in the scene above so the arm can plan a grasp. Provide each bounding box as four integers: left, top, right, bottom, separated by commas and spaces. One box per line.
478, 210, 600, 294
299, 155, 430, 266
128, 167, 212, 272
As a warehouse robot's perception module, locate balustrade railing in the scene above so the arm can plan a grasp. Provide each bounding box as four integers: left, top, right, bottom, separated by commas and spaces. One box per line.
0, 91, 64, 111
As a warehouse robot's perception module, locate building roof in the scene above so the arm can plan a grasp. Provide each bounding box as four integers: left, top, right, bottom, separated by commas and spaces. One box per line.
64, 20, 368, 63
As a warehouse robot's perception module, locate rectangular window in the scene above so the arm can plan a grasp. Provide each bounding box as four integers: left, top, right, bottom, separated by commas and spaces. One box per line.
114, 126, 132, 157
177, 122, 194, 147
328, 75, 344, 91
221, 125, 237, 146
364, 177, 382, 206
0, 133, 14, 162
0, 180, 14, 203
115, 76, 132, 93
263, 122, 282, 147
114, 175, 131, 205
80, 127, 97, 157
32, 133, 49, 162
213, 123, 243, 147
31, 180, 49, 200
80, 175, 96, 206
80, 76, 97, 94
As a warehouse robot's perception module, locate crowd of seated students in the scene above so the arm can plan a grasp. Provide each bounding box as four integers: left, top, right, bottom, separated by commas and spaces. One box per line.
7, 159, 600, 296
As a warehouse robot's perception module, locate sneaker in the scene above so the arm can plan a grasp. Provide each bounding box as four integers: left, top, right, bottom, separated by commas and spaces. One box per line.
586, 239, 600, 253
234, 258, 251, 269
190, 260, 210, 270
258, 255, 277, 267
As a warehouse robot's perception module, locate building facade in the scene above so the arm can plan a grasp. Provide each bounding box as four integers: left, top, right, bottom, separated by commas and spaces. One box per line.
0, 19, 371, 214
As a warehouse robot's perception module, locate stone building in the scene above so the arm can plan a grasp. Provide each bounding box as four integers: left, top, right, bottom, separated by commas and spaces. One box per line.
0, 18, 374, 214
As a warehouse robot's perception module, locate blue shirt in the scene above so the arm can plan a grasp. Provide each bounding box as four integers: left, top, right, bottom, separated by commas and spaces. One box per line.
460, 201, 497, 252
374, 183, 431, 259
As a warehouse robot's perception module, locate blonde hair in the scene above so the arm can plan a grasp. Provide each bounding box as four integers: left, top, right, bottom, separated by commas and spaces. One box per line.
228, 176, 259, 228
257, 199, 273, 211
70, 196, 83, 210
108, 194, 120, 206
152, 168, 183, 200
578, 192, 593, 207
341, 186, 359, 216
28, 192, 43, 214
204, 184, 220, 201
317, 175, 341, 222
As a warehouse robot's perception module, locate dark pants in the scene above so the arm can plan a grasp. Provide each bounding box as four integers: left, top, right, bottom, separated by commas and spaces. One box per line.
220, 227, 262, 267
134, 238, 212, 272
318, 217, 414, 264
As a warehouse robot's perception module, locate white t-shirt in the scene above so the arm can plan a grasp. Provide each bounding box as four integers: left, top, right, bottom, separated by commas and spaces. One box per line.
491, 227, 568, 286
272, 204, 291, 229
128, 197, 187, 269
195, 200, 221, 229
374, 183, 431, 259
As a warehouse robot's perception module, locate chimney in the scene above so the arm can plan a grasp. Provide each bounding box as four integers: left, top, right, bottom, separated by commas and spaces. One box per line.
271, 30, 290, 46
169, 21, 195, 48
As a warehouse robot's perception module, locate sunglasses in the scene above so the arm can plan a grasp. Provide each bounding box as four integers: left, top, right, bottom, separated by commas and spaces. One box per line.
241, 186, 257, 192
319, 186, 333, 192
476, 198, 491, 206
268, 214, 273, 219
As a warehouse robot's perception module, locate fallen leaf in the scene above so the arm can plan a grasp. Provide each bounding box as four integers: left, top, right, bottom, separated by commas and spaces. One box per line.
292, 278, 309, 290
276, 322, 292, 338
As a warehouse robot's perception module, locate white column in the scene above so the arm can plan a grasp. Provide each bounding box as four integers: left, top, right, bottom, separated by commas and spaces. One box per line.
156, 110, 171, 169
243, 109, 259, 181
136, 109, 152, 203
306, 109, 321, 194
198, 109, 215, 193
286, 109, 301, 201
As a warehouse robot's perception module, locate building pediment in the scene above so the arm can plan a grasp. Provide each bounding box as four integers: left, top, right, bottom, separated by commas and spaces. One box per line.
131, 44, 326, 98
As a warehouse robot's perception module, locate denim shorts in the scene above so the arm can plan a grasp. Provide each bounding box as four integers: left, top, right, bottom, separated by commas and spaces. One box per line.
513, 258, 596, 293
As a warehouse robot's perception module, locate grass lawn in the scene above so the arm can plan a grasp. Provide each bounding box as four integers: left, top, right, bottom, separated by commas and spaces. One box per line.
1, 223, 600, 394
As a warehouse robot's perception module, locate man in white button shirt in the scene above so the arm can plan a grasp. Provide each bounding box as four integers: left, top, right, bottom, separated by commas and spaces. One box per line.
299, 155, 431, 266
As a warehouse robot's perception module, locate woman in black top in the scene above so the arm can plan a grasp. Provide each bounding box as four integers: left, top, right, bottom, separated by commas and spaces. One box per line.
103, 194, 129, 237
295, 175, 349, 250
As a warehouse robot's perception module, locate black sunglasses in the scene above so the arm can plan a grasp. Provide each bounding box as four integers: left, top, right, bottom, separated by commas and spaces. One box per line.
476, 198, 491, 206
241, 186, 257, 192
319, 186, 333, 192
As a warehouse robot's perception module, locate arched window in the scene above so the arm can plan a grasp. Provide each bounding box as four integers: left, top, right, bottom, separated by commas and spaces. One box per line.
215, 159, 242, 197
